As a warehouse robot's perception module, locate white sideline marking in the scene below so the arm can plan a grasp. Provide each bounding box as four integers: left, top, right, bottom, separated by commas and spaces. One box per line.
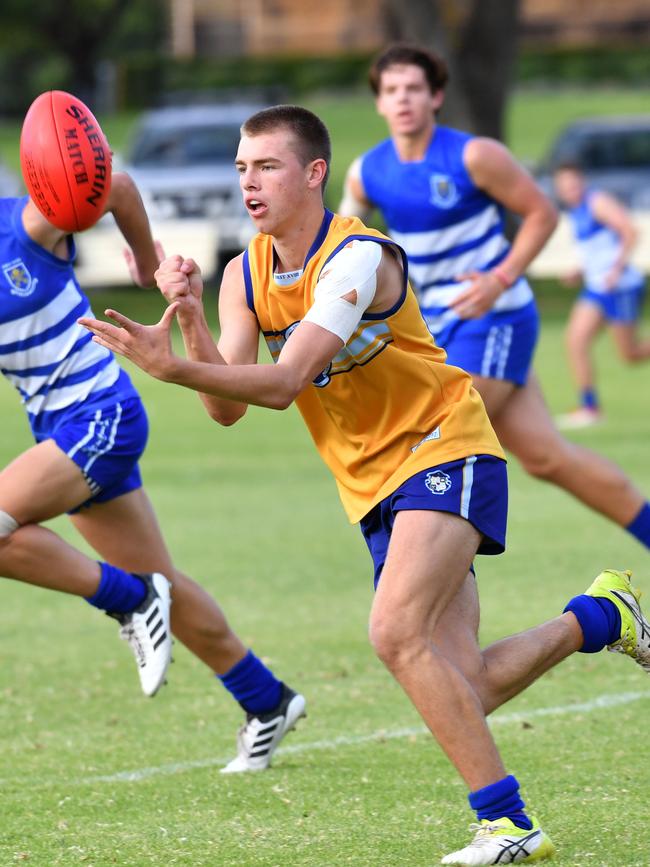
81, 689, 650, 785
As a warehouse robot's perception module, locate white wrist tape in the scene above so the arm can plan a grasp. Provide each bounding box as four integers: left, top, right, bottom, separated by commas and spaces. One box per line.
0, 510, 19, 537
303, 240, 382, 343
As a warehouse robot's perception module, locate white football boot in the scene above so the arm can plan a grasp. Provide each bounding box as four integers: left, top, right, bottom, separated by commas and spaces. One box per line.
221, 685, 306, 773
108, 572, 172, 697
441, 817, 555, 865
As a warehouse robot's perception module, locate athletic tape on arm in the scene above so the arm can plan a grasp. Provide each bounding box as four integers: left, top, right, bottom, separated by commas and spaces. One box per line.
303, 240, 382, 343
0, 510, 19, 537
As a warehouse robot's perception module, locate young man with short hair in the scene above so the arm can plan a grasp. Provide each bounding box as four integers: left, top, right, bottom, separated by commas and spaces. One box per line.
81, 104, 650, 865
339, 42, 650, 555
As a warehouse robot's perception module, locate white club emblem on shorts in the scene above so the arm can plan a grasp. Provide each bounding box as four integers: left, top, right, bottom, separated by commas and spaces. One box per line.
424, 470, 452, 495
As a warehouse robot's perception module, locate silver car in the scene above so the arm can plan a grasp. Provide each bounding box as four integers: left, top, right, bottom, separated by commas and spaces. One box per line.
536, 115, 650, 209
122, 103, 262, 268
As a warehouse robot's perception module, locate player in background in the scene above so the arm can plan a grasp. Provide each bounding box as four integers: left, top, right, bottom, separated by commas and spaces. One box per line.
0, 171, 304, 773
552, 161, 650, 428
81, 104, 650, 866
339, 42, 650, 556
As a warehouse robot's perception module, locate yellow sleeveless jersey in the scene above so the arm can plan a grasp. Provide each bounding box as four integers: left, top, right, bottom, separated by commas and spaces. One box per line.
243, 210, 504, 523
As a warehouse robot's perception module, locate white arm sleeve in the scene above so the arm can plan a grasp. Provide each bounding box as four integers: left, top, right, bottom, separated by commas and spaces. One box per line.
302, 239, 382, 343
339, 158, 373, 220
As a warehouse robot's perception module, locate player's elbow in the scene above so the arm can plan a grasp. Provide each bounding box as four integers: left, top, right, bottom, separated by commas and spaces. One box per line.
204, 401, 247, 426
267, 367, 307, 410
267, 386, 298, 411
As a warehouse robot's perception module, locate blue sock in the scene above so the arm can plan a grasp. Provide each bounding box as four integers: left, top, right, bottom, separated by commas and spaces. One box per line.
468, 775, 532, 830
218, 650, 283, 715
564, 594, 621, 652
581, 388, 599, 410
626, 503, 650, 550
85, 562, 147, 613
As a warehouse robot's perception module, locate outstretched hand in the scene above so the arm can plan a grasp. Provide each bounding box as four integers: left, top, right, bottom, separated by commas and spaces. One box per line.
78, 303, 180, 381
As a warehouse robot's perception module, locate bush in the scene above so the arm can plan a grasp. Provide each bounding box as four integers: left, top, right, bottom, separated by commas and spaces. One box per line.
517, 45, 650, 85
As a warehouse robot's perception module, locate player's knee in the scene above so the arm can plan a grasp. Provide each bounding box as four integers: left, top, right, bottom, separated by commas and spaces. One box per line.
368, 610, 423, 670
0, 510, 19, 540
519, 442, 569, 481
616, 345, 639, 364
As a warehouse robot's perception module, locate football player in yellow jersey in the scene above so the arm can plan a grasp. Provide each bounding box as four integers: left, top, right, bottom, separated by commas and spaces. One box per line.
81, 106, 650, 866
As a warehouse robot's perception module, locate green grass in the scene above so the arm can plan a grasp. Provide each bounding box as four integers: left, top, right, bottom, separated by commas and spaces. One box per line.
2, 287, 650, 865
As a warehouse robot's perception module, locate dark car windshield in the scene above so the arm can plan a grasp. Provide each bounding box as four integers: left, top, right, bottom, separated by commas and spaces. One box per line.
550, 127, 650, 171
130, 123, 242, 167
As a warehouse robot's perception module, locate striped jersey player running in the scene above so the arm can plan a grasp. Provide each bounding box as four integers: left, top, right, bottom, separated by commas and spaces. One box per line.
340, 42, 650, 559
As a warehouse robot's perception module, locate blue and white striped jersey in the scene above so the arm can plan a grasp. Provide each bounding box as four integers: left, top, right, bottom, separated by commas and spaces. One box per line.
360, 126, 533, 336
0, 197, 138, 439
568, 191, 643, 294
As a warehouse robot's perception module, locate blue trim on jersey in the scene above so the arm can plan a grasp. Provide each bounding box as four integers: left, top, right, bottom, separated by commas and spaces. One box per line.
0, 297, 89, 354
304, 209, 335, 268
408, 221, 504, 266
30, 355, 114, 398
419, 247, 509, 293
242, 249, 255, 314
11, 196, 77, 270
2, 332, 93, 376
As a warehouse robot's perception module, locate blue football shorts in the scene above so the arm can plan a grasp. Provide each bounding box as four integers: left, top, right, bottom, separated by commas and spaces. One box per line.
359, 454, 508, 588
47, 396, 148, 511
579, 282, 646, 324
435, 299, 540, 386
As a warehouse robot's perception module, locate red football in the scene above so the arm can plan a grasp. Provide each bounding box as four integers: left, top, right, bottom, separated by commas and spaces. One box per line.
20, 90, 112, 233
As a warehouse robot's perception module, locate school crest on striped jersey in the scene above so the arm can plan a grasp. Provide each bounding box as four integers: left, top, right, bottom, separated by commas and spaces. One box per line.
2, 258, 38, 297
429, 173, 460, 209
424, 470, 452, 495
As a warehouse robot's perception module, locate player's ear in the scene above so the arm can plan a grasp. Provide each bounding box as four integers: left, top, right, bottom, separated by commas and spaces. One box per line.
307, 158, 327, 189
432, 88, 445, 113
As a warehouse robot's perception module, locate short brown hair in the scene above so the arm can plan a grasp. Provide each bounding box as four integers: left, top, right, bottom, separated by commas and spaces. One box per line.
241, 105, 331, 188
369, 43, 449, 96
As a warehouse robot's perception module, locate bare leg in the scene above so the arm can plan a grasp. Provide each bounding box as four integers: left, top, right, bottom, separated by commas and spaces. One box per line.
467, 375, 516, 419
564, 300, 604, 393
369, 509, 507, 791
71, 489, 246, 674
482, 372, 645, 526
609, 321, 650, 363
0, 440, 102, 593
431, 573, 583, 715
0, 440, 245, 674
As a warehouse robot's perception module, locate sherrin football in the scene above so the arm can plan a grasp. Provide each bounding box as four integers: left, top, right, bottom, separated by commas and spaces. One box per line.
20, 90, 112, 233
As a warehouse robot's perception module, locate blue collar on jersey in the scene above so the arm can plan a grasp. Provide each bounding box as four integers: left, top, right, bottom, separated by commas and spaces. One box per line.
11, 196, 77, 268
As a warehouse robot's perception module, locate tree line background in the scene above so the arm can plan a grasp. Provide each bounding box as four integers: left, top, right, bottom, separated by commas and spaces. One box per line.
1, 0, 648, 142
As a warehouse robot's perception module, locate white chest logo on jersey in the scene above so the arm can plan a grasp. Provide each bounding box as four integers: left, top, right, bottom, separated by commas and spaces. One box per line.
430, 174, 460, 209
425, 470, 452, 495
2, 258, 38, 297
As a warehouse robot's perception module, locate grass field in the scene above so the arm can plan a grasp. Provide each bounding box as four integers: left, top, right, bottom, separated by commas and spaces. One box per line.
2, 286, 650, 866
